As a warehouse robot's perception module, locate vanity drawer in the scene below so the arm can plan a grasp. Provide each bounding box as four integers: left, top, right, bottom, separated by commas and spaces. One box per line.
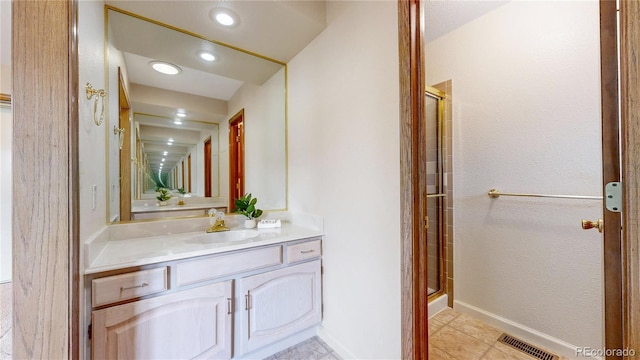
92, 267, 168, 307
287, 239, 322, 263
176, 245, 283, 287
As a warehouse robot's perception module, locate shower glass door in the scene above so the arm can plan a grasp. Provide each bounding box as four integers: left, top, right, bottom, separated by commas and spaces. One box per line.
425, 87, 445, 297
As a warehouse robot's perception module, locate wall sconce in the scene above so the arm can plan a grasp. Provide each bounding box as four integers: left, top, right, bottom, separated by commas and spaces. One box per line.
85, 83, 106, 126
113, 125, 125, 149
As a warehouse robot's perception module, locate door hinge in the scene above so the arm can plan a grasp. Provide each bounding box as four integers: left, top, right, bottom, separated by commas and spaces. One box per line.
605, 182, 622, 213
88, 324, 92, 340
424, 215, 429, 230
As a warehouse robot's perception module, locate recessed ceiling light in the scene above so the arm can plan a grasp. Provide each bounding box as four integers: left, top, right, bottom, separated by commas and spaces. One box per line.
168, 138, 174, 142
210, 8, 239, 27
163, 151, 168, 156
174, 119, 183, 125
198, 51, 216, 62
150, 61, 181, 75
176, 112, 187, 118
161, 158, 165, 162
167, 142, 173, 146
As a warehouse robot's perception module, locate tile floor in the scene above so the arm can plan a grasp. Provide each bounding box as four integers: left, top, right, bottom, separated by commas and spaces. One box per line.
264, 337, 341, 360
429, 308, 569, 360
0, 282, 11, 360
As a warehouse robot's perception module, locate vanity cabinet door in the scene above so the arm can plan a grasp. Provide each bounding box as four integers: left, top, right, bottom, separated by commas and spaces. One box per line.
92, 281, 233, 360
237, 259, 322, 355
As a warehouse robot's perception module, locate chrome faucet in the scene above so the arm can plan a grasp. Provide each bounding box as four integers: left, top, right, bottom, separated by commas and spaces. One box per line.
206, 209, 229, 233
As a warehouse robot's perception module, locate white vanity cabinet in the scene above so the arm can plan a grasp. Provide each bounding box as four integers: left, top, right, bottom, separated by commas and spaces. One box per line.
237, 259, 322, 355
87, 236, 322, 360
91, 280, 233, 360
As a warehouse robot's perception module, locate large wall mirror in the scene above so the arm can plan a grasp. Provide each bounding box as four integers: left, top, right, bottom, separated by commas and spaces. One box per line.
106, 6, 287, 223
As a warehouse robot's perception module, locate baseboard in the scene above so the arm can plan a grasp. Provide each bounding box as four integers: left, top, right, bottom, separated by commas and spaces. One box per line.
428, 294, 448, 318
453, 300, 599, 360
317, 325, 358, 360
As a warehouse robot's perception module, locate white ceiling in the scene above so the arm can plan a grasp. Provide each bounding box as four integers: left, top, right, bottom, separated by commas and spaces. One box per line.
424, 0, 510, 43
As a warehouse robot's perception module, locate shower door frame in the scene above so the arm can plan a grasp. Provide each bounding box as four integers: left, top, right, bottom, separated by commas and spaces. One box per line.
424, 86, 446, 301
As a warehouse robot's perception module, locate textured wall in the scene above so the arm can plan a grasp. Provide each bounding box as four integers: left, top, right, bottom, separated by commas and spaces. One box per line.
288, 1, 401, 358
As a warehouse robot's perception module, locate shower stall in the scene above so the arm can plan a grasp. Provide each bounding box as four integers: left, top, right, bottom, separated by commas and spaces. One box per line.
425, 84, 451, 302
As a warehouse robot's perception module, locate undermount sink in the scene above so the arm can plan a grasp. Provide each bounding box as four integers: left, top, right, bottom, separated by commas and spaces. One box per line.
186, 229, 260, 244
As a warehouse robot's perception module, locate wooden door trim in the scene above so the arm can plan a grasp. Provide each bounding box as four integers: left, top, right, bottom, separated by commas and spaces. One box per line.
12, 0, 80, 358
118, 68, 131, 221
398, 0, 428, 359
204, 137, 212, 197
599, 1, 624, 355
229, 109, 245, 211
619, 0, 640, 355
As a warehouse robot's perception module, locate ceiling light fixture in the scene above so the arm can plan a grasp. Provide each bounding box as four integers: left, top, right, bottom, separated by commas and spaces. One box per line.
150, 61, 182, 75
210, 8, 239, 27
198, 51, 216, 62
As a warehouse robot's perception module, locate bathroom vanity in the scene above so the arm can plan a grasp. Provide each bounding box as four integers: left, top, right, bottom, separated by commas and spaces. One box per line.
83, 219, 323, 359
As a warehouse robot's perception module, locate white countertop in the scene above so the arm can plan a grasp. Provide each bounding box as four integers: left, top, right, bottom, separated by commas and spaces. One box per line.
85, 223, 323, 275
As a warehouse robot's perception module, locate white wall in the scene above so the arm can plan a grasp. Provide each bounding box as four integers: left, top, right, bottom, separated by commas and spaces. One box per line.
0, 105, 11, 282
288, 1, 401, 358
0, 0, 11, 283
78, 0, 107, 240
426, 1, 603, 352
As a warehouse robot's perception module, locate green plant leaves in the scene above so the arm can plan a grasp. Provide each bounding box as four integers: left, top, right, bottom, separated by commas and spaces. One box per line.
233, 193, 262, 219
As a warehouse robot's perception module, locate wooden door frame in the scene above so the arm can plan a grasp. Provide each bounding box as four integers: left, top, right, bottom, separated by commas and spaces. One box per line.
229, 110, 245, 211
398, 0, 640, 358
187, 153, 192, 192
619, 1, 640, 355
398, 0, 427, 358
204, 137, 212, 197
12, 0, 80, 358
118, 68, 131, 221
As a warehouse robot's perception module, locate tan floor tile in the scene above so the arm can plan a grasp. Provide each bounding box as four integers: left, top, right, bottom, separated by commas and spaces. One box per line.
429, 345, 461, 360
431, 308, 460, 324
429, 318, 446, 335
429, 326, 491, 360
448, 313, 503, 345
489, 342, 540, 360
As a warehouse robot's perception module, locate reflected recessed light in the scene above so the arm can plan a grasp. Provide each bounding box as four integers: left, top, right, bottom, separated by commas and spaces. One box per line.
163, 151, 168, 156
174, 119, 183, 125
198, 51, 216, 62
176, 112, 187, 118
210, 8, 239, 27
168, 138, 174, 142
150, 61, 181, 75
167, 142, 173, 146
161, 158, 165, 162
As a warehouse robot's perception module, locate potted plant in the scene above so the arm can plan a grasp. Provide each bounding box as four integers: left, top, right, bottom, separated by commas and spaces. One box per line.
234, 193, 263, 228
177, 187, 186, 205
156, 188, 172, 206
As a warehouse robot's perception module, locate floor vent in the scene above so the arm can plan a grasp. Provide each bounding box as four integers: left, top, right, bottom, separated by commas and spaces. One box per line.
497, 333, 559, 360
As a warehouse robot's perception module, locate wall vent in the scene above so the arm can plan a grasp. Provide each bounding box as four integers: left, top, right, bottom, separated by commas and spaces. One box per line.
497, 333, 559, 360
